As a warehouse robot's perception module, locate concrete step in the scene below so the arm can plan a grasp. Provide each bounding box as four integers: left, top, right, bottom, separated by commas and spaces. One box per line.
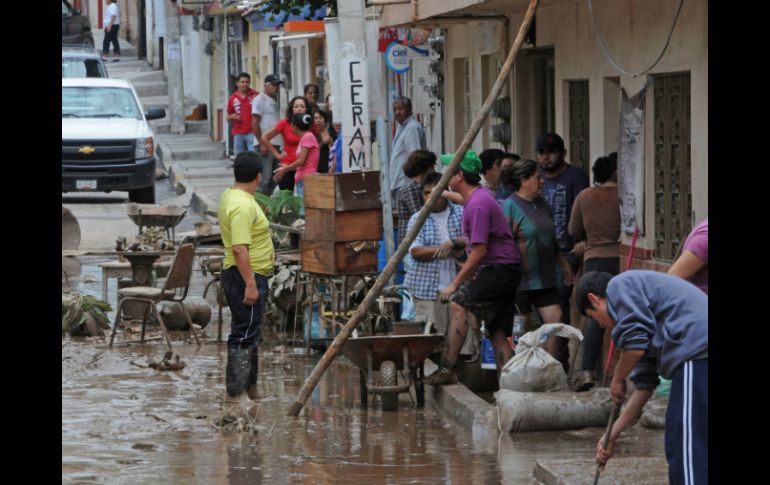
132, 80, 168, 97
139, 95, 201, 116
105, 61, 157, 83
156, 134, 225, 163
150, 119, 210, 135
123, 69, 166, 84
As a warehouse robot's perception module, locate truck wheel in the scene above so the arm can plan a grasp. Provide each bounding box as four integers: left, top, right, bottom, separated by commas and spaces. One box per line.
380, 360, 399, 411
129, 185, 155, 204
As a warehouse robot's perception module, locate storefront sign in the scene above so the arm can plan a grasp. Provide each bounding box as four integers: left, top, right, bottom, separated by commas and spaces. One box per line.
385, 42, 410, 74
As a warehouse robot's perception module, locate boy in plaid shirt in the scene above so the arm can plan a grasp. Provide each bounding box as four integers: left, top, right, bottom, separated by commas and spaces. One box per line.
405, 172, 475, 359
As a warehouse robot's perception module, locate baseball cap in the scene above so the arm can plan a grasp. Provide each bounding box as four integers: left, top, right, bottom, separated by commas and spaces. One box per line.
536, 132, 565, 152
439, 150, 483, 175
264, 74, 283, 86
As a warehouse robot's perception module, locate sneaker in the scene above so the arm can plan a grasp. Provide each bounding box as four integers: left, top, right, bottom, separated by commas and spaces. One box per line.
423, 366, 457, 386
574, 370, 596, 392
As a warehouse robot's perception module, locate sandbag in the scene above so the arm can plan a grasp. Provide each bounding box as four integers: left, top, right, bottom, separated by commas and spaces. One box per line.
499, 323, 583, 392
640, 397, 668, 429
157, 297, 212, 330
497, 388, 612, 433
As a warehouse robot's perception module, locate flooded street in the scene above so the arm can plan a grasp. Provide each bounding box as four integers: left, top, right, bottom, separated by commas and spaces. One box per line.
63, 257, 665, 485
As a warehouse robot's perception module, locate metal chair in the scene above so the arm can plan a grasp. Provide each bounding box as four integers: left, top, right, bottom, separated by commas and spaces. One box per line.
109, 244, 201, 349
200, 256, 226, 342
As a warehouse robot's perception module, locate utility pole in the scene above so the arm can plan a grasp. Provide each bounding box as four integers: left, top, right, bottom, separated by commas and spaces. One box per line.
164, 0, 185, 134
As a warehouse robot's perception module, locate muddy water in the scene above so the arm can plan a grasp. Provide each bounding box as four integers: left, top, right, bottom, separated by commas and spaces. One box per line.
62, 339, 505, 484
63, 257, 664, 484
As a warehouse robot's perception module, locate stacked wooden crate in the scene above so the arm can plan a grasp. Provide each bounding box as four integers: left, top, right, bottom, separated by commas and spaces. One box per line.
301, 172, 383, 274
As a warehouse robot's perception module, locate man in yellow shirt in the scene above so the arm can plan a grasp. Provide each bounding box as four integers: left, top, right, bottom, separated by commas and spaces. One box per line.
218, 151, 275, 413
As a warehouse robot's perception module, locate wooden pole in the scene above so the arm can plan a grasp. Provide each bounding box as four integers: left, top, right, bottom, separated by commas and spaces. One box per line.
287, 0, 540, 417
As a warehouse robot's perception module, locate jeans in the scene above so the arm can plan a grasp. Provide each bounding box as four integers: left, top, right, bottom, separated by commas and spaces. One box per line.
257, 147, 280, 195
102, 24, 120, 55
233, 133, 255, 156
580, 257, 620, 372
221, 267, 269, 350
553, 251, 581, 370
294, 179, 305, 217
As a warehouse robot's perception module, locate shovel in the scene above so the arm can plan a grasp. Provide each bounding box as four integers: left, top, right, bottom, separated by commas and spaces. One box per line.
593, 400, 623, 485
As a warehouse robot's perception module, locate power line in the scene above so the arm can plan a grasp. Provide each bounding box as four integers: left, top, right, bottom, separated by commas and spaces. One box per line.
586, 0, 685, 78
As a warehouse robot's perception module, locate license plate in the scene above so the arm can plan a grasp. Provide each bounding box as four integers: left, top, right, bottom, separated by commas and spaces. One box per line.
75, 179, 98, 191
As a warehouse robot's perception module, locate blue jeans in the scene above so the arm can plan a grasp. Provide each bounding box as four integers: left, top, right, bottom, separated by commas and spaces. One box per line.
257, 147, 279, 195
294, 179, 305, 217
233, 133, 255, 156
221, 267, 269, 350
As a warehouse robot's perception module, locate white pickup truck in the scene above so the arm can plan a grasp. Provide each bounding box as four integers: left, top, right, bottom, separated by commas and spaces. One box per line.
62, 78, 165, 203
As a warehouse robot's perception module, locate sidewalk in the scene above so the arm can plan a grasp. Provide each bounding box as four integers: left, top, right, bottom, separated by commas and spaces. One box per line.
95, 31, 230, 220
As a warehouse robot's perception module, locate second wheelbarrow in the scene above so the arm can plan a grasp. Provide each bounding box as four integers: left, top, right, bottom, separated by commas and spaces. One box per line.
340, 334, 445, 411
126, 203, 187, 240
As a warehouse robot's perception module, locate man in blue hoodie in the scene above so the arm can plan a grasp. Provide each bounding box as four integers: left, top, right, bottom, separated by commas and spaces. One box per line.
576, 270, 707, 485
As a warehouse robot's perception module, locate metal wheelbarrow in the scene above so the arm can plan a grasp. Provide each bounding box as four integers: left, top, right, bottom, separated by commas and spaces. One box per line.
126, 203, 187, 240
340, 333, 445, 411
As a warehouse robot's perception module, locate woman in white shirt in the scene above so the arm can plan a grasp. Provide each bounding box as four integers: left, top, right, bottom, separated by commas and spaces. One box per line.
102, 0, 121, 62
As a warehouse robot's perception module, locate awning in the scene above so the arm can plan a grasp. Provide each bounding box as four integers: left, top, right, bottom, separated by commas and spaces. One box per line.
244, 4, 326, 31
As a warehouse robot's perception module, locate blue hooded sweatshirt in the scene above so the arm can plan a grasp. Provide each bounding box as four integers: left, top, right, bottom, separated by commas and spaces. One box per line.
606, 270, 708, 385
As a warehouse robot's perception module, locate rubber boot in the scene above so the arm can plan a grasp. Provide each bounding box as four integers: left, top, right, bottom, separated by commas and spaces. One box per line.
226, 347, 252, 398
223, 347, 255, 424
247, 347, 259, 400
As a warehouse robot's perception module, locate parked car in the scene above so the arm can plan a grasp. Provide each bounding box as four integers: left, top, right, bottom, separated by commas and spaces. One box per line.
62, 0, 94, 47
62, 78, 166, 203
62, 47, 108, 78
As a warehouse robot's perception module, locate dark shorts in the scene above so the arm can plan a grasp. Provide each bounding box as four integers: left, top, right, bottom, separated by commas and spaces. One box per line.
452, 263, 521, 337
515, 287, 561, 311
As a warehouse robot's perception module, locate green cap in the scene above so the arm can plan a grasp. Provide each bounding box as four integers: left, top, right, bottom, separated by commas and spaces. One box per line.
439, 150, 482, 175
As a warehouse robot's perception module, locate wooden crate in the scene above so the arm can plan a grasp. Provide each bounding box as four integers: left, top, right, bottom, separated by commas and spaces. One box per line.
303, 172, 382, 211
301, 240, 379, 275
303, 208, 382, 242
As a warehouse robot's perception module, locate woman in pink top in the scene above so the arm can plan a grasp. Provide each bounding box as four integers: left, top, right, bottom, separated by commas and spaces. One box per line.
273, 113, 319, 209
261, 96, 316, 192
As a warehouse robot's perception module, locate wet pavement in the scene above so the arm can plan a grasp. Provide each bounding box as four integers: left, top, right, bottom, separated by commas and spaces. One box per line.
63, 250, 667, 485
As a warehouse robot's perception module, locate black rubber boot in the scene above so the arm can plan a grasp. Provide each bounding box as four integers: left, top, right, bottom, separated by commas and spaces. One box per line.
247, 347, 259, 399
226, 347, 252, 398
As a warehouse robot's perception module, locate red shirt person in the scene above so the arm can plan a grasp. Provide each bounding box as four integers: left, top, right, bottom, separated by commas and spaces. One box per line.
226, 72, 259, 155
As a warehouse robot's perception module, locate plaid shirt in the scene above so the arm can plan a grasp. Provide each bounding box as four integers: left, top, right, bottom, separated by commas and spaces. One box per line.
404, 203, 464, 300
397, 181, 423, 244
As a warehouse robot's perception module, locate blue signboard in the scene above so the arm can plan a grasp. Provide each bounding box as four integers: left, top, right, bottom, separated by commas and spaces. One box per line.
385, 41, 410, 73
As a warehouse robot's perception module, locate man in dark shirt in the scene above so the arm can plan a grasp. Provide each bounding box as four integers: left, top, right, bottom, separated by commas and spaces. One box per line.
537, 132, 589, 373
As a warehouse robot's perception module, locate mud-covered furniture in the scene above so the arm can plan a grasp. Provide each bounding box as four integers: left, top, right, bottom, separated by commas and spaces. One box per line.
109, 244, 200, 349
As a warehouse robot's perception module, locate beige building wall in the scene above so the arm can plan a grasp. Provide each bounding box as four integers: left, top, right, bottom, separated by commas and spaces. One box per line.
437, 0, 707, 253
443, 21, 510, 155
210, 37, 226, 142
523, 0, 707, 250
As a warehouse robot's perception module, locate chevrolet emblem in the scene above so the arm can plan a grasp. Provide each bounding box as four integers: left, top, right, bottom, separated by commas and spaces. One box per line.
78, 146, 96, 154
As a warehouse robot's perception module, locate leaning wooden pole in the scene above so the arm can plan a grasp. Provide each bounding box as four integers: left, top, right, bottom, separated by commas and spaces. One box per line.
287, 0, 540, 417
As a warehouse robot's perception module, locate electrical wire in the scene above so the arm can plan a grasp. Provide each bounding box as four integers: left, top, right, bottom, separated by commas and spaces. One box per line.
586, 0, 685, 78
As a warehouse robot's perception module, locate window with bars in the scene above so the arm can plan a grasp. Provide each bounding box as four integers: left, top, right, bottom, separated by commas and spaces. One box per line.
653, 72, 692, 261
568, 80, 590, 175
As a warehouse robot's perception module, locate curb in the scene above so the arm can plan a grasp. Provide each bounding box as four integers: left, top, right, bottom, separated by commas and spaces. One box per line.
423, 360, 499, 443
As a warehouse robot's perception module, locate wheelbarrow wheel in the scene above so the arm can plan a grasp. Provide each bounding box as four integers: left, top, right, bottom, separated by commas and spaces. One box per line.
380, 360, 399, 411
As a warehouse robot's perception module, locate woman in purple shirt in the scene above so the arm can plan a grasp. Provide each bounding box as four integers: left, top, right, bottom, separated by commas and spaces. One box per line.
668, 218, 708, 294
